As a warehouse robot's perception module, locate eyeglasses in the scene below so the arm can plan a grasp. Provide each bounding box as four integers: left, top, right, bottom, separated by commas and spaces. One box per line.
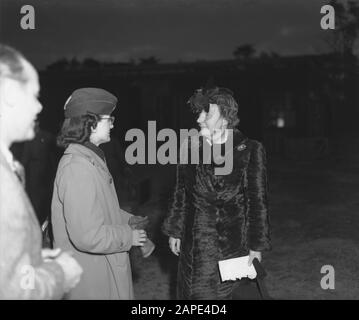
100, 116, 115, 124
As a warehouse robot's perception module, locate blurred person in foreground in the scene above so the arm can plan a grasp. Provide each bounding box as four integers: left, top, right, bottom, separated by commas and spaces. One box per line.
0, 44, 82, 299
51, 88, 148, 299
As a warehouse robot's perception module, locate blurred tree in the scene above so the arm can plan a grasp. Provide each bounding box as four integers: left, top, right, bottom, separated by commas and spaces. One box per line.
82, 58, 101, 69
47, 57, 80, 70
139, 56, 159, 65
69, 57, 80, 69
233, 44, 256, 60
46, 58, 70, 71
258, 51, 280, 61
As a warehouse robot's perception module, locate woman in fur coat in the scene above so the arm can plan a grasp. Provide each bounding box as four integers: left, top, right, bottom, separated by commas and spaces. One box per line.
162, 87, 271, 299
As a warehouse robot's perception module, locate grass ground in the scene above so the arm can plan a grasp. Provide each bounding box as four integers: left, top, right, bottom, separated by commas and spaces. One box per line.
129, 134, 359, 299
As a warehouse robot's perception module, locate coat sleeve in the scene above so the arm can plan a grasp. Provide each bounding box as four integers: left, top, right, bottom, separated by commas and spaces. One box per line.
58, 161, 133, 254
0, 165, 65, 299
119, 208, 132, 224
246, 141, 271, 252
162, 162, 187, 239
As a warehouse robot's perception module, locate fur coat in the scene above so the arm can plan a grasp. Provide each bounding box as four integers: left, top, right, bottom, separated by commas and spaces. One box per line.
162, 130, 271, 299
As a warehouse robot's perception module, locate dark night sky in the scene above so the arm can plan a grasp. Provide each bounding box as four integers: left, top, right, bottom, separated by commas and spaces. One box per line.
1, 0, 357, 70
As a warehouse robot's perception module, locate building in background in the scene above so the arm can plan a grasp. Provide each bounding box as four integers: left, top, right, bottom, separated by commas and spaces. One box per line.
39, 53, 359, 159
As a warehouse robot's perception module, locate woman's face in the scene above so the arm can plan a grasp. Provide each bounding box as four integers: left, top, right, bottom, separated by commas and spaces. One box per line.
197, 103, 224, 135
90, 115, 114, 146
7, 59, 43, 143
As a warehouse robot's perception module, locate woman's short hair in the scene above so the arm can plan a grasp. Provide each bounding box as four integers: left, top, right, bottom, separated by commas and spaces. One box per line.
57, 113, 100, 148
0, 44, 28, 84
188, 87, 240, 129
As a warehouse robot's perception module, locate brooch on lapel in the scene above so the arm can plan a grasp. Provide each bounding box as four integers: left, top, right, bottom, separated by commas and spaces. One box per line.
237, 144, 247, 151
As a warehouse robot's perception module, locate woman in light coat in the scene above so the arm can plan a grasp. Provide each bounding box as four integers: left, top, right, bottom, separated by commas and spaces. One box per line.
51, 88, 147, 299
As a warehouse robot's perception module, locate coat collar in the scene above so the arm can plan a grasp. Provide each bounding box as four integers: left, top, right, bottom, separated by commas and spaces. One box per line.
83, 141, 106, 162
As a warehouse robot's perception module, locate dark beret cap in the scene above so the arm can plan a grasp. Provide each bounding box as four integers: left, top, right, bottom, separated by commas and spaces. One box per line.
64, 87, 117, 118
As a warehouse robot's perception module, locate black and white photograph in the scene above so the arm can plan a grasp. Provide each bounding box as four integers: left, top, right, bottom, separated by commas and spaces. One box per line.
0, 0, 359, 303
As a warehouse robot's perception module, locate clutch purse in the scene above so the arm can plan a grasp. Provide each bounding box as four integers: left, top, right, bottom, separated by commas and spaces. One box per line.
231, 258, 272, 300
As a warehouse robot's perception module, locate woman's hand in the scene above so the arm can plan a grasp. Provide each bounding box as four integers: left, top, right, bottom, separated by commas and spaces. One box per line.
169, 237, 181, 256
132, 229, 147, 246
248, 250, 262, 266
54, 251, 83, 292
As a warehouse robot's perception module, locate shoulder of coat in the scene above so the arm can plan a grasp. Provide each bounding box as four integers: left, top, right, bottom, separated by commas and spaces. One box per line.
243, 139, 263, 149
250, 139, 265, 151
234, 139, 266, 157
59, 153, 96, 175
72, 153, 96, 165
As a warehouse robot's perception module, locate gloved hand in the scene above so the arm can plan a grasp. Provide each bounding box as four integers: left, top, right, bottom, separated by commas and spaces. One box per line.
128, 215, 149, 230
128, 215, 155, 258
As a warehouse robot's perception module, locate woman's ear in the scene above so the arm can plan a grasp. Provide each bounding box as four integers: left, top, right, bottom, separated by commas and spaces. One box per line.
91, 125, 97, 133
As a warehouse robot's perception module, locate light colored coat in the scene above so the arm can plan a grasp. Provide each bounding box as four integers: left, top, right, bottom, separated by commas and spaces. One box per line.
0, 150, 65, 299
51, 143, 134, 300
